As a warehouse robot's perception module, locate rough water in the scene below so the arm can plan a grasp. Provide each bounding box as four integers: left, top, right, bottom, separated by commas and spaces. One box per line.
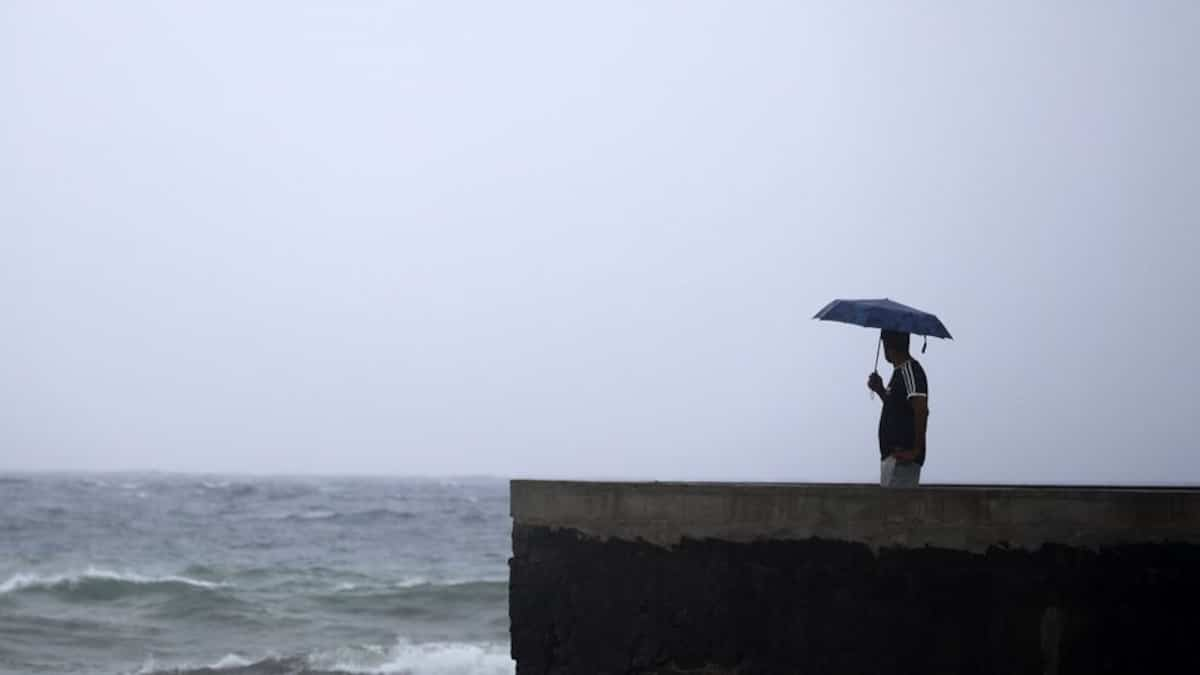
0, 473, 512, 675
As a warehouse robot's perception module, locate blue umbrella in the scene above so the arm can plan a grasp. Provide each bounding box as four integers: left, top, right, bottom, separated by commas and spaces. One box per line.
813, 298, 952, 372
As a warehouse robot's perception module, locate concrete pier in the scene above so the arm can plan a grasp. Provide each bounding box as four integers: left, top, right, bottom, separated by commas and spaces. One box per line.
509, 481, 1200, 674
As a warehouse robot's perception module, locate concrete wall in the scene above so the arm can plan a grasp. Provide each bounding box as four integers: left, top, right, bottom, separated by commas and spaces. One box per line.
509, 481, 1200, 675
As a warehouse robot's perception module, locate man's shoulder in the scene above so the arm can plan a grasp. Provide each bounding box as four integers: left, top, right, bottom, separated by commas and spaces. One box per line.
907, 359, 929, 396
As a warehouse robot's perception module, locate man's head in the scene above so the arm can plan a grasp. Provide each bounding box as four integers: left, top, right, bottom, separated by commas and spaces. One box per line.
880, 330, 911, 364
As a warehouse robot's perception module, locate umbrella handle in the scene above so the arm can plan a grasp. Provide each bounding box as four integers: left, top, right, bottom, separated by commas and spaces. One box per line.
870, 338, 881, 400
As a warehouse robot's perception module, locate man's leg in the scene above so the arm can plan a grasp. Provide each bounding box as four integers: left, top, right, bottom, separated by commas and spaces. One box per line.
890, 461, 922, 488
880, 457, 895, 487
881, 456, 921, 488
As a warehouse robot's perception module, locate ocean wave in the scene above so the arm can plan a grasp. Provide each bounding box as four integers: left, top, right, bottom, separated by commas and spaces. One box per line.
458, 511, 488, 524
332, 577, 506, 592
274, 508, 419, 524
192, 481, 257, 498
210, 653, 256, 669
313, 580, 508, 617
0, 567, 226, 598
312, 639, 512, 675
328, 576, 444, 592
226, 483, 259, 498
294, 509, 339, 521
135, 639, 512, 675
265, 483, 319, 501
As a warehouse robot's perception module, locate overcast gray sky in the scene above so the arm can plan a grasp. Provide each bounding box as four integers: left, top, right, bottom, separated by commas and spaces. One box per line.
2, 2, 1197, 483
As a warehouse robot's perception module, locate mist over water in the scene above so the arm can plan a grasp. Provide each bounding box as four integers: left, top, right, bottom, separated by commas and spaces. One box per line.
0, 473, 512, 675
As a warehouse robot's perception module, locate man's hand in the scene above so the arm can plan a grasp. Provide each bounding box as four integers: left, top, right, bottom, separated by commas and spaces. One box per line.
867, 372, 885, 396
891, 449, 919, 463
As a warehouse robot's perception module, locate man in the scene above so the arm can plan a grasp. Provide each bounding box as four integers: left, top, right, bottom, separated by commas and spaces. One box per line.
867, 330, 929, 487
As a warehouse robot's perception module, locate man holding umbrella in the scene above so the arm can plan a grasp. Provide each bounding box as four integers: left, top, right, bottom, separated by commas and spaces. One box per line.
868, 330, 929, 487
813, 298, 948, 488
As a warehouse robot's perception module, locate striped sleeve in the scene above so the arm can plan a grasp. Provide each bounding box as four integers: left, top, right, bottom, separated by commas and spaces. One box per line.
901, 361, 928, 399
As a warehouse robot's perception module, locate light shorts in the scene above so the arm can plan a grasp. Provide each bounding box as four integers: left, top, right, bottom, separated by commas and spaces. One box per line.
880, 456, 922, 488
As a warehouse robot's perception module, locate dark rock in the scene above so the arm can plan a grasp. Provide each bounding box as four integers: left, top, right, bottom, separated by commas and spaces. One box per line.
510, 525, 1200, 675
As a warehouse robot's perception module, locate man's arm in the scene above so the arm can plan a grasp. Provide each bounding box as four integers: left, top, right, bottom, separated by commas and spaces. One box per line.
892, 397, 928, 462
867, 372, 886, 401
911, 396, 928, 463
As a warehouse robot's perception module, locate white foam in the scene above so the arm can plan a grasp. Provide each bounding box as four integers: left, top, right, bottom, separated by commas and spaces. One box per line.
387, 576, 508, 590
312, 639, 513, 675
127, 641, 511, 675
0, 566, 224, 594
437, 576, 508, 587
209, 653, 254, 669
131, 652, 255, 674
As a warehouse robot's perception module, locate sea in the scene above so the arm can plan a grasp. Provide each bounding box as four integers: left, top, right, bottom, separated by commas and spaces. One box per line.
0, 473, 513, 675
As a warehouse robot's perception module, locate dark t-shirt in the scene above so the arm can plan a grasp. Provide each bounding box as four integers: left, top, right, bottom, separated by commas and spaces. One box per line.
878, 359, 929, 465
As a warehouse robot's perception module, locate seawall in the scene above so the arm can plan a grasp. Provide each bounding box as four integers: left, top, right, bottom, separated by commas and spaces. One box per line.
509, 481, 1200, 674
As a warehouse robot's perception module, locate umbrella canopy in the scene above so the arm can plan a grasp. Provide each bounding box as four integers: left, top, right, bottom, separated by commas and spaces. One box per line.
813, 298, 953, 339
